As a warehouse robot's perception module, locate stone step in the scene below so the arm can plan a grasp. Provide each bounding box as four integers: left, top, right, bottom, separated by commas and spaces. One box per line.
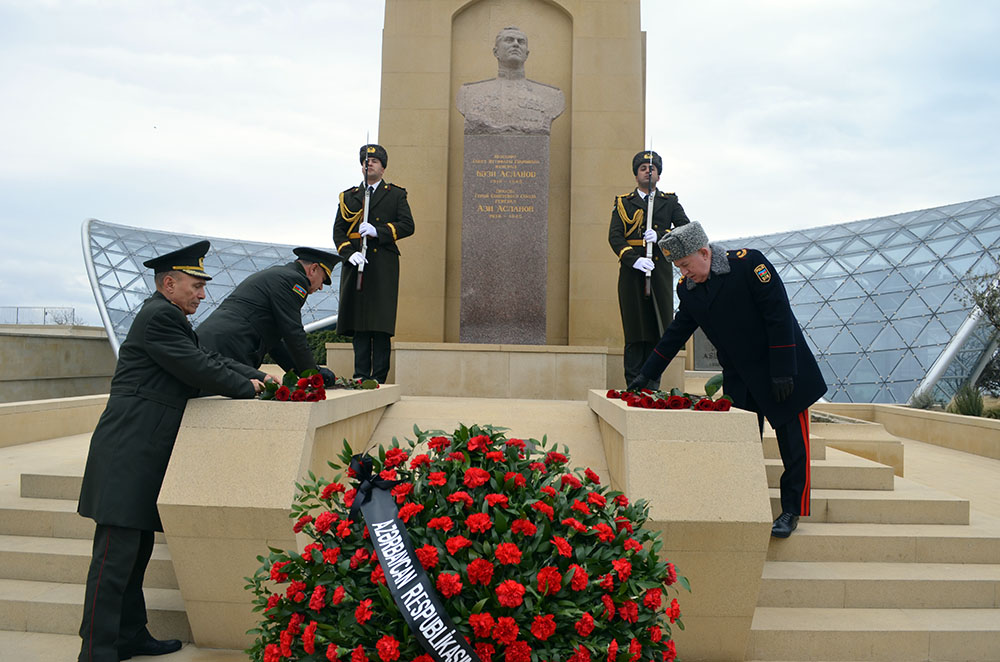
763, 434, 827, 461
769, 478, 970, 525
0, 631, 244, 662
0, 500, 97, 540
747, 607, 1000, 661
758, 561, 1000, 608
20, 473, 81, 500
0, 534, 177, 589
0, 578, 191, 640
765, 449, 894, 491
766, 518, 1000, 563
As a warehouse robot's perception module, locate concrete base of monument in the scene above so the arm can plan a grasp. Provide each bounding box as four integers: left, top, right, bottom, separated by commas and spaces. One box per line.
157, 385, 768, 661
326, 341, 687, 399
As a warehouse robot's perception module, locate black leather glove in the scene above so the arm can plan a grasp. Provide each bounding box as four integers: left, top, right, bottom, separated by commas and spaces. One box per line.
318, 366, 337, 387
771, 376, 794, 403
627, 374, 653, 392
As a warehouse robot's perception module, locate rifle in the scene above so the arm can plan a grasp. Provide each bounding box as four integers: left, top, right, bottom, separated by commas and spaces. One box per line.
357, 140, 371, 291
644, 149, 655, 298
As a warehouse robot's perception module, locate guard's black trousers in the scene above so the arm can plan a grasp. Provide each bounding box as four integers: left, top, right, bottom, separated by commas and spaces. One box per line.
78, 525, 154, 662
748, 392, 812, 517
353, 331, 391, 383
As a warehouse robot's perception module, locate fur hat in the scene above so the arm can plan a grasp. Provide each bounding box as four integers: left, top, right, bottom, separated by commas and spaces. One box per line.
360, 144, 388, 168
658, 222, 709, 261
631, 150, 662, 175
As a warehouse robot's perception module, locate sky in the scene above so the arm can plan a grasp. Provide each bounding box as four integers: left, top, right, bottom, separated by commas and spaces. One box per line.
1, 0, 998, 325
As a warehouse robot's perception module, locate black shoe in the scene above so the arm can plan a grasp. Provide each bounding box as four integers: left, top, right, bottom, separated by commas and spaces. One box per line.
771, 512, 799, 538
119, 635, 182, 660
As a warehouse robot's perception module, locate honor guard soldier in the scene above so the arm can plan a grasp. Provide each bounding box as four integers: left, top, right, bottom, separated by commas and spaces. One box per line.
198, 246, 340, 383
628, 222, 828, 538
77, 241, 267, 661
609, 150, 690, 388
333, 143, 415, 383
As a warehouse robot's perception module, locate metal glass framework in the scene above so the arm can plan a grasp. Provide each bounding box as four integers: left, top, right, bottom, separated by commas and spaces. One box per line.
728, 196, 1000, 403
82, 219, 340, 355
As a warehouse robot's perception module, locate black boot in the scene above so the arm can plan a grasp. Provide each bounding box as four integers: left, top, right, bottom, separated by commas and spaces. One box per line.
118, 630, 182, 660
771, 512, 799, 538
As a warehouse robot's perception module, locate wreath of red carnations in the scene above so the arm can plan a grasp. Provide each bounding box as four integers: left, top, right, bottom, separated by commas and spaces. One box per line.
245, 424, 689, 662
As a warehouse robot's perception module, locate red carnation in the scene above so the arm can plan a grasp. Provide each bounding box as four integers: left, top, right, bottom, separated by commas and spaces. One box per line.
466, 512, 492, 533
492, 616, 519, 646
469, 612, 494, 637
614, 494, 629, 507
540, 485, 556, 498
379, 468, 397, 481
504, 472, 526, 488
569, 563, 589, 591
415, 544, 439, 569
628, 638, 641, 662
475, 643, 495, 662
601, 594, 616, 620
275, 385, 291, 401
321, 482, 346, 499
612, 557, 632, 581
615, 516, 634, 533
428, 436, 450, 451
468, 434, 491, 452
428, 472, 447, 486
619, 599, 638, 623
398, 502, 424, 523
485, 450, 504, 462
575, 612, 595, 637
446, 536, 473, 555
309, 585, 326, 610
428, 516, 454, 531
551, 536, 572, 557
495, 579, 526, 607
314, 511, 336, 533
571, 499, 591, 515
528, 462, 546, 473
390, 482, 414, 503
370, 564, 386, 585
467, 558, 494, 585
506, 438, 526, 450
376, 635, 400, 662
436, 572, 462, 598
623, 537, 642, 553
495, 542, 522, 565
409, 453, 431, 469
561, 517, 587, 533
293, 514, 313, 533
349, 548, 369, 569
336, 519, 353, 538
664, 562, 677, 586
648, 625, 662, 642
331, 585, 345, 605
545, 451, 567, 465
663, 640, 677, 662
303, 621, 318, 654
568, 645, 592, 662
505, 641, 531, 662
485, 493, 509, 507
511, 519, 537, 536
715, 398, 733, 411
644, 587, 663, 610
667, 598, 681, 623
384, 447, 409, 468
322, 545, 341, 564
584, 467, 601, 484
447, 451, 466, 462
447, 491, 474, 508
536, 566, 562, 595
463, 467, 491, 488
599, 573, 614, 590
607, 639, 619, 662
352, 645, 369, 662
287, 580, 306, 602
561, 474, 583, 490
326, 643, 339, 662
530, 613, 556, 641
592, 522, 615, 542
355, 599, 374, 624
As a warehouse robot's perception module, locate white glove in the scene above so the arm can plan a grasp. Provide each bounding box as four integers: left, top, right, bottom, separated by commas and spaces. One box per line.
633, 257, 654, 274
643, 229, 657, 243
348, 252, 367, 267
359, 221, 377, 238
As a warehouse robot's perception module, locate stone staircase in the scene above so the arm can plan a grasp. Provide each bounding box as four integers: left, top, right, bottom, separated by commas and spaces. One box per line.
2, 429, 999, 661
749, 435, 1000, 661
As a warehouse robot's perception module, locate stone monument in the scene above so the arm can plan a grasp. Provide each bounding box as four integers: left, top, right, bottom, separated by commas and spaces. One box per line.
456, 26, 564, 344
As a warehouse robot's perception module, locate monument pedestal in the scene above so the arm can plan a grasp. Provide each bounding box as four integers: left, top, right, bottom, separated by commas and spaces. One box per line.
157, 386, 400, 649
588, 389, 772, 662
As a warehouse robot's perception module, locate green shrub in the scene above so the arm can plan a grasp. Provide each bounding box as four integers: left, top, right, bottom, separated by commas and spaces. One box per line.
306, 329, 351, 365
983, 406, 1000, 419
946, 383, 984, 417
908, 390, 938, 409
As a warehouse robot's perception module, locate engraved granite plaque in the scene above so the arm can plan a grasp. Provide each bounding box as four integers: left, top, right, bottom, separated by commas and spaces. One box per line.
693, 327, 722, 371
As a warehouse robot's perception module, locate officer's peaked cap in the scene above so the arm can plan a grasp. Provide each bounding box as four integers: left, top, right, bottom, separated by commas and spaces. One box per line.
142, 240, 212, 280
293, 247, 341, 285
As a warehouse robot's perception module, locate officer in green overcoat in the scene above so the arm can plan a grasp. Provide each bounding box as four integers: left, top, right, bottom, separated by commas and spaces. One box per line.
76, 241, 266, 662
197, 247, 340, 382
608, 150, 691, 387
333, 144, 415, 383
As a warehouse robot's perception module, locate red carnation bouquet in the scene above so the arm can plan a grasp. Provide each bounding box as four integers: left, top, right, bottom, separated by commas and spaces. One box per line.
245, 424, 689, 662
607, 374, 732, 411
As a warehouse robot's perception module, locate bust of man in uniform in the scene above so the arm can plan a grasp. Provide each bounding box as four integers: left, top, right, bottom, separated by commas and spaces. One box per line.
456, 26, 565, 136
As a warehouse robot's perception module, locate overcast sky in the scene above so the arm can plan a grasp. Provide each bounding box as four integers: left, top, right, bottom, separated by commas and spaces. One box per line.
1, 1, 998, 325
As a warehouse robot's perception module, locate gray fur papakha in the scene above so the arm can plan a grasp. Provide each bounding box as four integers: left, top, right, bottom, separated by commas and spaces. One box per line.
658, 221, 709, 261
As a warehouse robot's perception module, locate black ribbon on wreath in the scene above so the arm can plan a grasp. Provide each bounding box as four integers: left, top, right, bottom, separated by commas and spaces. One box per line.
348, 453, 481, 662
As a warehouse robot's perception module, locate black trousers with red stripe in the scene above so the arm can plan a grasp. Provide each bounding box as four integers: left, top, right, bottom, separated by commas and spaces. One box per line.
78, 525, 154, 662
747, 393, 812, 516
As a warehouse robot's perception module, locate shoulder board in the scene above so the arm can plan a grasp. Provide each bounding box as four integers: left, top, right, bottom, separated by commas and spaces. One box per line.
677, 275, 686, 285
344, 185, 360, 194
387, 182, 406, 192
657, 191, 676, 197
727, 249, 750, 259
623, 191, 637, 199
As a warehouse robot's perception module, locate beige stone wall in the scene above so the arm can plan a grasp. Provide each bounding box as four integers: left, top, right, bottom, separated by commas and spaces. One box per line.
380, 0, 644, 348
0, 326, 115, 403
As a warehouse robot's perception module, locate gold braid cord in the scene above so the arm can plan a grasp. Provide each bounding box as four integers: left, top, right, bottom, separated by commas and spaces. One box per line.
616, 196, 644, 236
338, 191, 364, 234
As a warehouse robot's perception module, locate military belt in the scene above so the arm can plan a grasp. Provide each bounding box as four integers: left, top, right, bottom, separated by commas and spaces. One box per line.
110, 384, 188, 410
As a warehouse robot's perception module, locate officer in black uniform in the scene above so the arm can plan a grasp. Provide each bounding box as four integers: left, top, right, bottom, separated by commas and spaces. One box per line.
333, 144, 415, 383
609, 150, 690, 387
629, 222, 828, 538
77, 241, 266, 662
197, 247, 340, 382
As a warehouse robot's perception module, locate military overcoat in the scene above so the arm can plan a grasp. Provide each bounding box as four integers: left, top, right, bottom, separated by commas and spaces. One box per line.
333, 181, 415, 336
77, 292, 262, 531
642, 248, 828, 427
197, 261, 317, 373
608, 190, 690, 343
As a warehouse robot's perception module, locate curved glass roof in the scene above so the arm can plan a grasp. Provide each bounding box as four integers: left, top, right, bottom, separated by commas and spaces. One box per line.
82, 218, 340, 355
728, 195, 1000, 403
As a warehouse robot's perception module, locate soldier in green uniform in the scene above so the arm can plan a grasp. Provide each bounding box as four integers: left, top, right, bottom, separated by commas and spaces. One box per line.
608, 150, 691, 387
333, 144, 415, 383
197, 246, 340, 383
77, 241, 266, 662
